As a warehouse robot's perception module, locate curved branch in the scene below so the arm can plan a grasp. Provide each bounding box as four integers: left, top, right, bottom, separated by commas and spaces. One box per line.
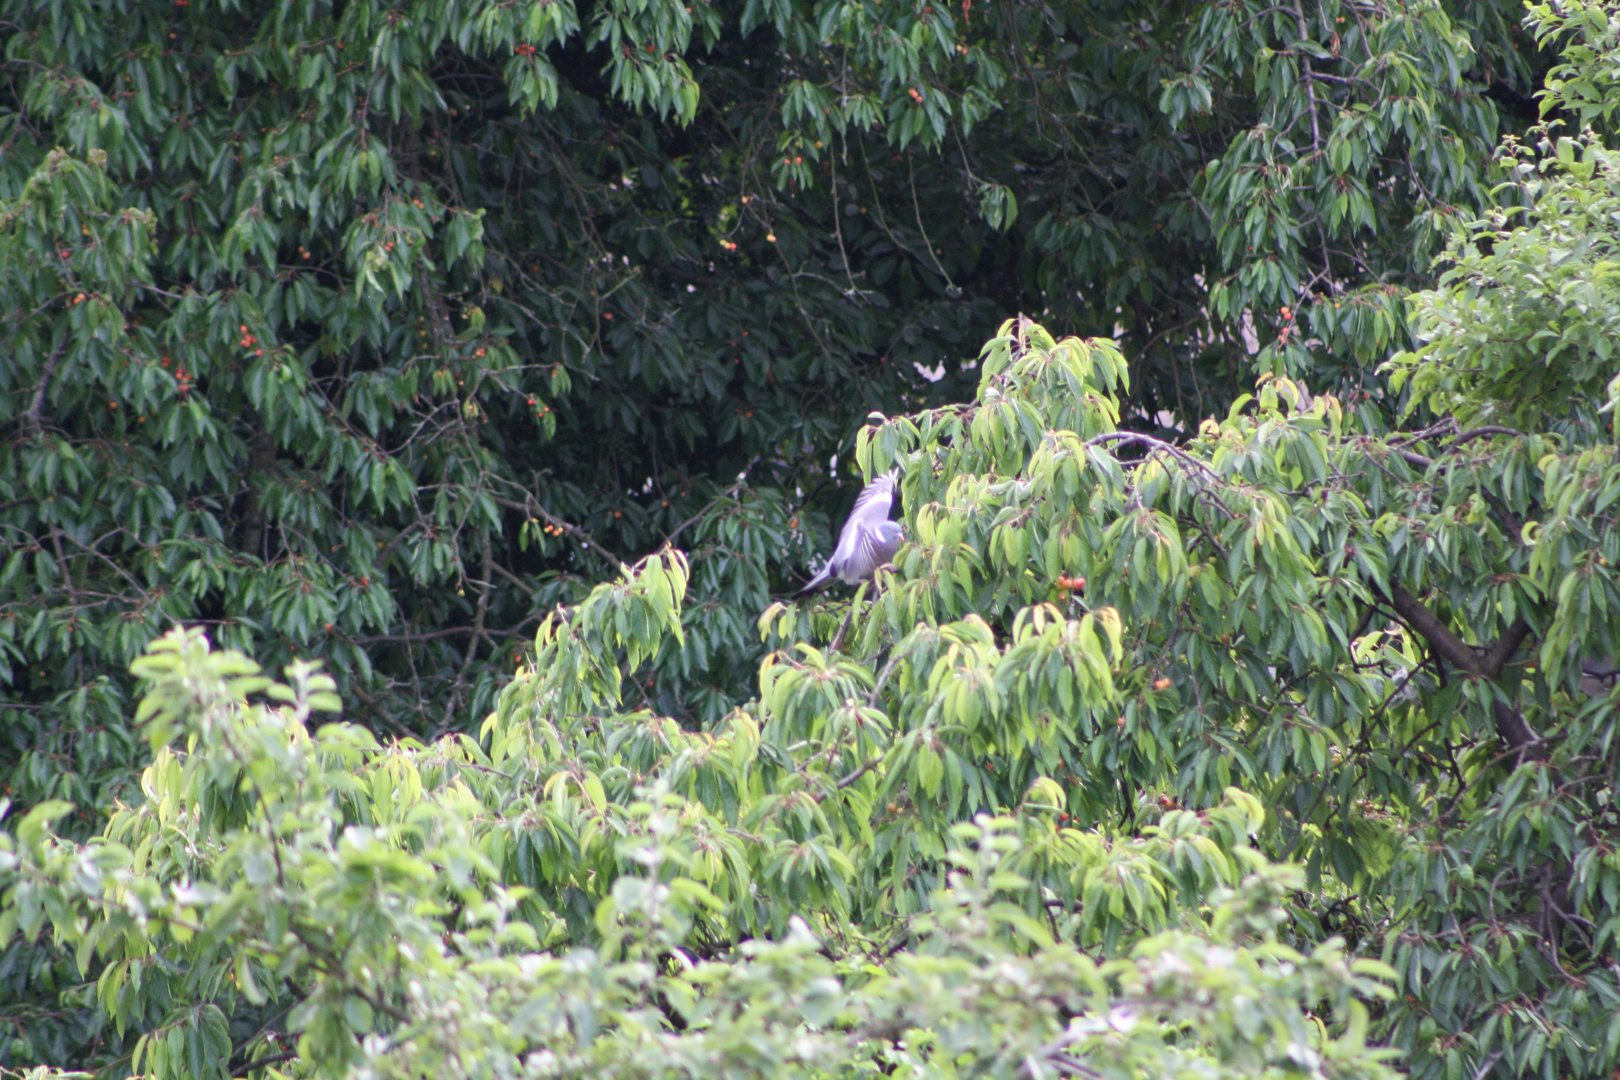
1448, 426, 1528, 451
1387, 583, 1544, 761
1086, 431, 1222, 479
492, 494, 623, 567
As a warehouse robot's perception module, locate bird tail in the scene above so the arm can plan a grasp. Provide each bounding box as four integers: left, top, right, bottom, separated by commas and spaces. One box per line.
793, 563, 833, 599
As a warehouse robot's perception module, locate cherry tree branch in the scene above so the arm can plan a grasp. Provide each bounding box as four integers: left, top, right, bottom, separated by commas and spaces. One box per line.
1387, 583, 1544, 760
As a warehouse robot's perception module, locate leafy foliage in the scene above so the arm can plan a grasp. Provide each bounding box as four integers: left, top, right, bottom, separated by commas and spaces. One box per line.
1391, 2, 1620, 434
0, 0, 1538, 764
3, 260, 1620, 1079
2, 617, 1402, 1080
13, 1, 1620, 1079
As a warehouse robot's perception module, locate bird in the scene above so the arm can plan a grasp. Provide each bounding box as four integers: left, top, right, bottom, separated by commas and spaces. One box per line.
794, 470, 904, 598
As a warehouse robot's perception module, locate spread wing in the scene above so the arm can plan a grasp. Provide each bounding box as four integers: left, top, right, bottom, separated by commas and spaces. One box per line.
837, 520, 903, 584
827, 471, 896, 572
847, 470, 898, 525
794, 470, 899, 597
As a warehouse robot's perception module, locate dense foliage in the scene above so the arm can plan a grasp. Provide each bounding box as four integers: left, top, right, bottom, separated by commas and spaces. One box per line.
3, 626, 1403, 1080
14, 249, 1620, 1077
0, 0, 1538, 789
13, 0, 1620, 1079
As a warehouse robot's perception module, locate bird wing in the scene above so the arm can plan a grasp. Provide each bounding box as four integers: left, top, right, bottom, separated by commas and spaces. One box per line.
828, 471, 896, 571
837, 520, 902, 584
795, 470, 899, 597
847, 470, 898, 525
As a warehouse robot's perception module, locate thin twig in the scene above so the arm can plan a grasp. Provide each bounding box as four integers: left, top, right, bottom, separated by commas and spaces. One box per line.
492, 495, 622, 567
829, 607, 855, 652
353, 617, 540, 646
835, 755, 884, 789
23, 346, 66, 430
1447, 426, 1527, 451
663, 461, 761, 548
489, 559, 538, 598
1086, 431, 1221, 479
231, 1051, 299, 1078
0, 296, 59, 361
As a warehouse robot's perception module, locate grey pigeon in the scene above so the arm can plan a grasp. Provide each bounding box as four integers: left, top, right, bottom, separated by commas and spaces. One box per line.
794, 471, 904, 598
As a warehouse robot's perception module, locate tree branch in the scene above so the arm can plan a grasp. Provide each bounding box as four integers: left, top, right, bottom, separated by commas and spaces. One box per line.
1481, 615, 1532, 678
353, 616, 540, 646
662, 463, 760, 548
489, 558, 538, 597
1086, 431, 1223, 479
835, 755, 884, 789
1388, 584, 1544, 760
22, 346, 66, 431
1448, 426, 1527, 451
238, 425, 277, 559
231, 1051, 299, 1078
1393, 448, 1433, 470
492, 495, 622, 567
1387, 423, 1527, 469
1388, 584, 1483, 673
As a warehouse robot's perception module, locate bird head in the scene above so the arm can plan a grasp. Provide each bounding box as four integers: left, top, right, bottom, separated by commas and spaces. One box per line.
872, 520, 905, 560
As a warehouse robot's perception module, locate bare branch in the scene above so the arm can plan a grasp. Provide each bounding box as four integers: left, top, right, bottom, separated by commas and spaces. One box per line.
835, 755, 883, 789
1086, 431, 1222, 479
22, 346, 66, 431
231, 1051, 299, 1078
1387, 584, 1544, 759
1448, 426, 1528, 451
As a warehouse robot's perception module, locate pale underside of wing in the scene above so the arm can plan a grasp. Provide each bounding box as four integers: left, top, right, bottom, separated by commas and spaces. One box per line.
795, 470, 900, 597
828, 471, 896, 569
845, 471, 898, 525
835, 521, 897, 584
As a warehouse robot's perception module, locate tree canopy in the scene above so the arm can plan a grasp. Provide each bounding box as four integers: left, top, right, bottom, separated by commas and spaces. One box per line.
0, 0, 1539, 763
9, 0, 1620, 1079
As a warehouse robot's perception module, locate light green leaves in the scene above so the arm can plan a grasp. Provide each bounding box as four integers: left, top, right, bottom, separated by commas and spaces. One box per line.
0, 637, 1400, 1080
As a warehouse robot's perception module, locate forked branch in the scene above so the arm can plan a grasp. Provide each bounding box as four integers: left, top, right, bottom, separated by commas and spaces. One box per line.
1387, 583, 1544, 761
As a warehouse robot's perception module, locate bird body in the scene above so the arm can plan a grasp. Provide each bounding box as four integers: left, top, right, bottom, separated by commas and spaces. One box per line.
795, 471, 904, 598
